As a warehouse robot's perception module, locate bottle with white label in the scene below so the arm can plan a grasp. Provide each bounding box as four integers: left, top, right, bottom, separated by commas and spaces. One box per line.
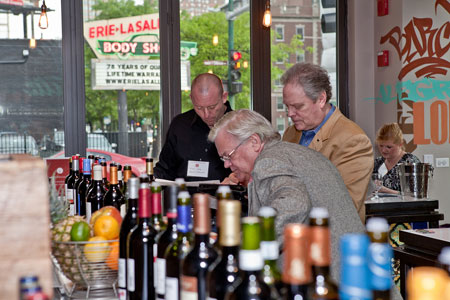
155, 185, 179, 300
127, 182, 157, 300
118, 177, 139, 300
86, 164, 106, 222
164, 191, 193, 300
225, 217, 271, 299
258, 206, 282, 298
66, 156, 80, 216
181, 193, 219, 300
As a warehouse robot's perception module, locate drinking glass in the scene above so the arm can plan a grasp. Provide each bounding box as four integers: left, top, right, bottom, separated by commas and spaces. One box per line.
371, 173, 382, 200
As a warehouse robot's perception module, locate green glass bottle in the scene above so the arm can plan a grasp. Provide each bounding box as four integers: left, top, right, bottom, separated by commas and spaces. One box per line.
258, 206, 282, 298
225, 216, 272, 299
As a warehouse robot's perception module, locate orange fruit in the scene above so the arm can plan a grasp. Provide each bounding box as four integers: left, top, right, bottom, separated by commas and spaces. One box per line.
83, 236, 110, 263
94, 215, 120, 240
106, 241, 119, 270
90, 206, 122, 227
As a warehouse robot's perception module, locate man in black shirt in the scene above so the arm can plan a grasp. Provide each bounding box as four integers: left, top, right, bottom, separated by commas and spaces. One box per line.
154, 73, 232, 181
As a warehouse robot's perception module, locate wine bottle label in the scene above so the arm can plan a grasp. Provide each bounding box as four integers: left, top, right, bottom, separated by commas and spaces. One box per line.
67, 188, 74, 216
368, 243, 392, 290
127, 258, 135, 292
177, 205, 192, 233
260, 241, 279, 260
64, 184, 68, 201
156, 258, 166, 294
120, 203, 126, 218
86, 202, 92, 223
69, 204, 75, 216
153, 243, 158, 287
165, 277, 179, 300
310, 226, 331, 266
181, 275, 198, 300
239, 249, 263, 271
118, 258, 126, 288
118, 288, 127, 300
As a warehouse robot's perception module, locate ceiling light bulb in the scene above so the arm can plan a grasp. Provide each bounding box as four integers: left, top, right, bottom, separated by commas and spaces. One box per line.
263, 2, 272, 28
38, 0, 48, 29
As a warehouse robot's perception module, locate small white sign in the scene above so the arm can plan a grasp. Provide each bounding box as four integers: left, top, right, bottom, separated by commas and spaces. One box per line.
187, 160, 209, 178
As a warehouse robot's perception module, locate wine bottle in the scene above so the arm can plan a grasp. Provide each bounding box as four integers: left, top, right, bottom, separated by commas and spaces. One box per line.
175, 177, 186, 191
122, 165, 132, 197
151, 182, 166, 233
181, 193, 219, 300
282, 224, 312, 300
66, 156, 80, 216
86, 164, 106, 220
127, 183, 157, 300
73, 157, 85, 215
118, 177, 139, 300
339, 234, 371, 300
258, 207, 282, 298
213, 185, 232, 247
64, 156, 73, 203
117, 164, 124, 190
156, 185, 179, 300
225, 216, 272, 300
76, 158, 91, 217
207, 200, 241, 300
104, 164, 125, 215
406, 267, 449, 300
164, 191, 194, 300
367, 217, 392, 300
146, 157, 155, 182
140, 173, 150, 184
308, 207, 339, 300
100, 159, 109, 190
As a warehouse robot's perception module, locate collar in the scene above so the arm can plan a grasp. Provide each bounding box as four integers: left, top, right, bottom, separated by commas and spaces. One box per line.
308, 104, 335, 135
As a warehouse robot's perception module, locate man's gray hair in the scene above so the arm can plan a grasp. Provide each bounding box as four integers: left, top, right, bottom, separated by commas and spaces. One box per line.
208, 109, 281, 143
280, 62, 332, 103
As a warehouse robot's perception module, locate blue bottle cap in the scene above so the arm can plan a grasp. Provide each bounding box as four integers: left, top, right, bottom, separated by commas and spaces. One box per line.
339, 233, 372, 300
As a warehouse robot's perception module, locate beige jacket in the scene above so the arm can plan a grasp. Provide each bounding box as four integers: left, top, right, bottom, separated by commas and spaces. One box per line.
282, 108, 374, 222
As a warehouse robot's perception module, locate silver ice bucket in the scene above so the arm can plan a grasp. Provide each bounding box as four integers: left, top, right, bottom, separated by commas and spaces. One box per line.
399, 163, 433, 198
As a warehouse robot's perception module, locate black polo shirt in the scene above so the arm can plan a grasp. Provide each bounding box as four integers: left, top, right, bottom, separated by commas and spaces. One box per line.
154, 102, 232, 182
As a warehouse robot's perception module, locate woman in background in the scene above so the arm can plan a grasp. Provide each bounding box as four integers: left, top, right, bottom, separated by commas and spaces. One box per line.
373, 122, 420, 195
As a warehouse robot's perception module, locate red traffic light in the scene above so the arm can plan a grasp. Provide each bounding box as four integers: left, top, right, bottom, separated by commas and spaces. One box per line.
231, 51, 242, 61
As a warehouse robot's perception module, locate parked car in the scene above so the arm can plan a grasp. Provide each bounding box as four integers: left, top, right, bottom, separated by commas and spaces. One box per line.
53, 131, 117, 153
0, 132, 39, 156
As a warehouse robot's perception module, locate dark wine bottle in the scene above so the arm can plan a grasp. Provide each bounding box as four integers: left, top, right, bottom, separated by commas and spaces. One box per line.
122, 165, 132, 198
127, 183, 157, 300
225, 217, 272, 300
308, 207, 339, 300
258, 207, 282, 298
104, 164, 125, 215
156, 185, 179, 300
151, 181, 165, 290
118, 177, 139, 300
117, 164, 124, 191
86, 164, 106, 221
164, 191, 193, 300
66, 156, 80, 216
100, 159, 109, 190
64, 156, 73, 203
181, 193, 219, 300
73, 157, 85, 215
282, 224, 311, 300
207, 200, 241, 300
76, 158, 91, 217
146, 157, 155, 182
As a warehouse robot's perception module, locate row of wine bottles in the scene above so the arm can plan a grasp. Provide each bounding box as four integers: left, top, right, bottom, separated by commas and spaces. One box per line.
64, 155, 155, 221
115, 177, 399, 300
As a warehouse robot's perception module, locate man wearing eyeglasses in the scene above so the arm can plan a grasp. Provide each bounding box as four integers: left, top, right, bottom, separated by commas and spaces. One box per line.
281, 63, 373, 222
154, 73, 232, 181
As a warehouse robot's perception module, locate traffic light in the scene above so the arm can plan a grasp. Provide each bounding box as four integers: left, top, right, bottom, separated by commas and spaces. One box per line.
229, 50, 242, 82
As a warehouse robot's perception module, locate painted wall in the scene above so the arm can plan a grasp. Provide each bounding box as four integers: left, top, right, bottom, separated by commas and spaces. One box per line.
348, 0, 450, 223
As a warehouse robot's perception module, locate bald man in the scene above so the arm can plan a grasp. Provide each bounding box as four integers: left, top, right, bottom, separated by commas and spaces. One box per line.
154, 73, 232, 181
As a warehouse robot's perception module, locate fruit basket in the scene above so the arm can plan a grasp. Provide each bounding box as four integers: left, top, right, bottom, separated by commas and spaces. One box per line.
51, 239, 119, 299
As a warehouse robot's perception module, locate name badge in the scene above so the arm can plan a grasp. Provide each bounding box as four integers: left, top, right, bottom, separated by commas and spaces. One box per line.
187, 160, 209, 178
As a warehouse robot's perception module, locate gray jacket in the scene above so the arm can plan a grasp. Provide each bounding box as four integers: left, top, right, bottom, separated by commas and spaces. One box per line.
247, 140, 364, 281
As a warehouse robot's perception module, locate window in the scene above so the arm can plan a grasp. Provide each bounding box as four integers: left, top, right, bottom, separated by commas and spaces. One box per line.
296, 51, 305, 63
295, 25, 304, 40
275, 25, 284, 41
277, 117, 285, 134
276, 97, 284, 111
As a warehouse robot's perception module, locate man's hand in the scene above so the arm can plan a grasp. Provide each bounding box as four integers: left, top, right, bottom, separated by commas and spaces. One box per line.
221, 172, 240, 185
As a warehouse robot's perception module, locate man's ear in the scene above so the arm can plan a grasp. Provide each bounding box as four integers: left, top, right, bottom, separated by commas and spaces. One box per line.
318, 91, 327, 108
249, 133, 263, 152
222, 91, 228, 103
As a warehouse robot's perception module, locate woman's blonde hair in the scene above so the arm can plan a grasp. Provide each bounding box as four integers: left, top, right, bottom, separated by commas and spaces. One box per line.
376, 123, 404, 149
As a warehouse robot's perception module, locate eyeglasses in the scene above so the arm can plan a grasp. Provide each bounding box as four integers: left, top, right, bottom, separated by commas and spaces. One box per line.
220, 138, 248, 162
194, 98, 222, 112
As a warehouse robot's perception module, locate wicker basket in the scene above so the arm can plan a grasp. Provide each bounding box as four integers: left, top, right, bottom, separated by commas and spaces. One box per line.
51, 239, 118, 294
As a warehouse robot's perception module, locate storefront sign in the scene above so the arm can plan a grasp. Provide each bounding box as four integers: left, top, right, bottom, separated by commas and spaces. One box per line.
84, 14, 198, 60
0, 0, 23, 5
91, 59, 191, 90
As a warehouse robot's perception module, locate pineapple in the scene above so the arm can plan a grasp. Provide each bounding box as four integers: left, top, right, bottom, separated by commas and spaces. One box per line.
49, 175, 92, 285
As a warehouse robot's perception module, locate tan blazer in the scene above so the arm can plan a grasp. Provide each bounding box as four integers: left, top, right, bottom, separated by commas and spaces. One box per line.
282, 108, 374, 222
